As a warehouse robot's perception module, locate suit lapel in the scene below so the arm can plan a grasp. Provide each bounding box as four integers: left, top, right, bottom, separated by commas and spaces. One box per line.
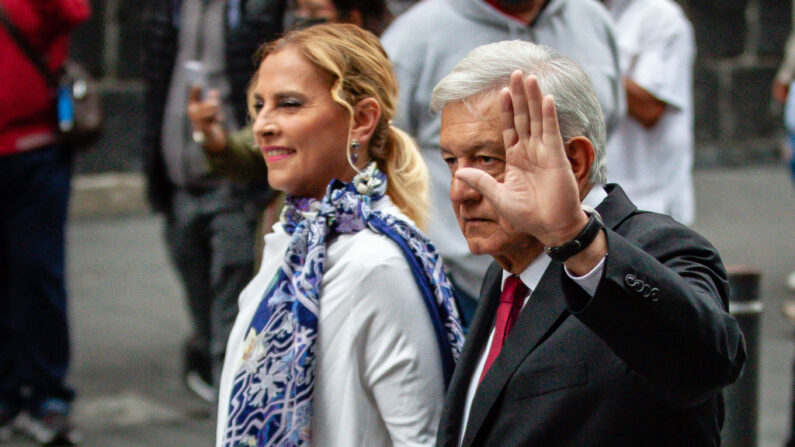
437, 262, 503, 447
461, 265, 570, 447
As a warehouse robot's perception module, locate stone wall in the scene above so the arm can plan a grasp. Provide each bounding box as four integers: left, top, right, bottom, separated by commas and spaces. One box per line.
683, 0, 792, 165
69, 0, 794, 173
71, 0, 145, 174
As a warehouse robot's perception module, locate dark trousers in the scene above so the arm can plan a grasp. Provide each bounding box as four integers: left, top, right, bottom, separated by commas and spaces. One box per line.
165, 184, 260, 386
0, 145, 74, 411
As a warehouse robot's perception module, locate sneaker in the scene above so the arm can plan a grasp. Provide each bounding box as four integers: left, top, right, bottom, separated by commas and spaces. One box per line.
15, 399, 81, 446
183, 344, 216, 403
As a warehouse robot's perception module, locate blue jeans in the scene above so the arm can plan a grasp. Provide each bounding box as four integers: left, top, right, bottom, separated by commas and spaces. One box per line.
0, 145, 74, 412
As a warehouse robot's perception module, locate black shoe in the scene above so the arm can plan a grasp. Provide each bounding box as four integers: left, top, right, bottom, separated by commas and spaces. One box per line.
183, 344, 216, 403
16, 399, 81, 446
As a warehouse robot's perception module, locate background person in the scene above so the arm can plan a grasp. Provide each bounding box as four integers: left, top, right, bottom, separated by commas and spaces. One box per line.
431, 40, 745, 446
379, 0, 623, 326
603, 0, 697, 225
216, 24, 464, 446
0, 0, 90, 444
141, 0, 282, 403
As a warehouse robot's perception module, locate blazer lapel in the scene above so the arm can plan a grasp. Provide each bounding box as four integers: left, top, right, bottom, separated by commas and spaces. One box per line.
461, 264, 570, 447
437, 262, 503, 447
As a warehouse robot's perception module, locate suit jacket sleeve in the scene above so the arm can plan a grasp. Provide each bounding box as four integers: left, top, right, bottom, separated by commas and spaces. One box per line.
561, 214, 746, 408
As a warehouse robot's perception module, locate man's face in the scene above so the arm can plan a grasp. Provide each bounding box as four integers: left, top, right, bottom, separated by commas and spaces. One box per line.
439, 96, 539, 268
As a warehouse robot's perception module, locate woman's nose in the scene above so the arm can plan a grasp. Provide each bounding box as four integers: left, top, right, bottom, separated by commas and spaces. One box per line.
253, 112, 278, 138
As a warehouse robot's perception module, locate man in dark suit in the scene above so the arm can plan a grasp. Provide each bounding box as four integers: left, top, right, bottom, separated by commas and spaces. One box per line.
431, 40, 747, 447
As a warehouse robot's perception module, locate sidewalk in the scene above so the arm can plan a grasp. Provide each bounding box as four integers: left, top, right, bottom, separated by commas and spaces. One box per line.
692, 165, 795, 447
7, 175, 216, 446
4, 164, 795, 446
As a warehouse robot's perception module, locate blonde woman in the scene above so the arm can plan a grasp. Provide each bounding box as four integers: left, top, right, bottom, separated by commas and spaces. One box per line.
216, 24, 464, 447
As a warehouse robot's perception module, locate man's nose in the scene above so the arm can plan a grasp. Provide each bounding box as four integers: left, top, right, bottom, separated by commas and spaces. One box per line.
449, 172, 481, 204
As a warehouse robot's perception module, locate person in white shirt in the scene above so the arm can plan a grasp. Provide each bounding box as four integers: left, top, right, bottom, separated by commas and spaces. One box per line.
216, 24, 464, 447
603, 0, 697, 225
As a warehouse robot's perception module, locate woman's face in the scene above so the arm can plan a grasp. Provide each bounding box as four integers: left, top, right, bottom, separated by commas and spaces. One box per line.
251, 46, 355, 199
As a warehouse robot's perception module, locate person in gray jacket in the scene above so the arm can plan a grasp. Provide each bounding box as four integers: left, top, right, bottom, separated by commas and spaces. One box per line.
380, 0, 623, 325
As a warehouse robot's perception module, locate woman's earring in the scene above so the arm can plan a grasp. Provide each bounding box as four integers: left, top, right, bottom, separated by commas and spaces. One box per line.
350, 139, 360, 164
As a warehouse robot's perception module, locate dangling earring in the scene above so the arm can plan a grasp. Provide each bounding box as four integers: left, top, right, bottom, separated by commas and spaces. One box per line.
350, 139, 360, 164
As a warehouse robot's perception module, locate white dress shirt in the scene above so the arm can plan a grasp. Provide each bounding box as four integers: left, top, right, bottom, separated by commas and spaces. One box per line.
457, 186, 608, 446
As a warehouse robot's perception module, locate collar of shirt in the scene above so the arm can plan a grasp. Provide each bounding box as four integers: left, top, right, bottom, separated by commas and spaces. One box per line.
501, 252, 550, 297
583, 184, 608, 210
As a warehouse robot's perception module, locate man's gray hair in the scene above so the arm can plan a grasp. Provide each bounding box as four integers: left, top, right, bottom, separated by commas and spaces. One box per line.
431, 40, 607, 185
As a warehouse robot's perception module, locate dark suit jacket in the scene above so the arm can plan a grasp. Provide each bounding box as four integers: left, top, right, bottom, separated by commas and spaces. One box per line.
437, 185, 746, 447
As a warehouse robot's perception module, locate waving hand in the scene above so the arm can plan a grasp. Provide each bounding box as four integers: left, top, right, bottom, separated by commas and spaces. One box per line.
455, 71, 587, 247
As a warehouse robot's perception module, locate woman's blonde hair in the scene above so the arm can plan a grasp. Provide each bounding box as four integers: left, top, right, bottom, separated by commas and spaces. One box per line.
248, 23, 429, 228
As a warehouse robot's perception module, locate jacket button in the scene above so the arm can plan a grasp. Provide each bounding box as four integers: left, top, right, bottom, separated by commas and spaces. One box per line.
624, 274, 637, 287
649, 288, 660, 301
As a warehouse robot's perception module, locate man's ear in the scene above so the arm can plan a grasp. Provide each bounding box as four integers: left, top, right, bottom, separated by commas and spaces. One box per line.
351, 97, 381, 147
565, 136, 595, 195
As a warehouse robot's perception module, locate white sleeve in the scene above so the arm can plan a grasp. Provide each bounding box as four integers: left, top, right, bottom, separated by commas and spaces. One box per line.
353, 255, 445, 447
630, 9, 695, 111
564, 255, 606, 296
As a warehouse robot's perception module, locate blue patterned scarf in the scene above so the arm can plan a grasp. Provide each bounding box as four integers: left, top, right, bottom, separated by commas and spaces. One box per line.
223, 163, 465, 447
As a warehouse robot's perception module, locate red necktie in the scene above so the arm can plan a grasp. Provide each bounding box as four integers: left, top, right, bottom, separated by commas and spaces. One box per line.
480, 275, 528, 383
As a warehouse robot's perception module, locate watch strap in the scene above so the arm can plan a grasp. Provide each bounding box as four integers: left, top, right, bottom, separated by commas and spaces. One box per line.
544, 208, 604, 262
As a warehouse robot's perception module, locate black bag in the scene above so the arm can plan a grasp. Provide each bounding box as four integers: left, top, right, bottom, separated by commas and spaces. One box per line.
0, 5, 102, 150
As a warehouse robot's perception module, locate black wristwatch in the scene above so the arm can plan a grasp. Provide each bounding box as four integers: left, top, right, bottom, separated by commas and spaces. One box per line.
544, 207, 604, 262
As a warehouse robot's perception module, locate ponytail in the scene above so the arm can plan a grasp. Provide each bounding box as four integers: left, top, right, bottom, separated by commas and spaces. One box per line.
374, 125, 429, 230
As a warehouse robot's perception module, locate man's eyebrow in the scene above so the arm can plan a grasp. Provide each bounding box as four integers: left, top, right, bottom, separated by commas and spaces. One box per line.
439, 139, 503, 154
